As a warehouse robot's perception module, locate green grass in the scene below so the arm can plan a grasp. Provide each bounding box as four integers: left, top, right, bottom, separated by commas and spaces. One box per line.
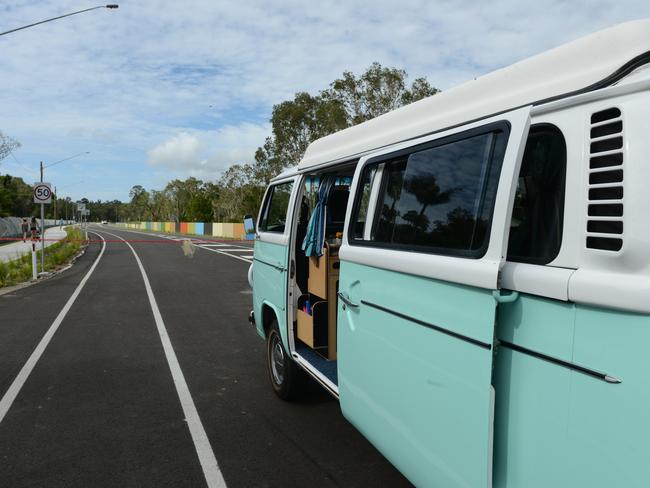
0, 227, 85, 288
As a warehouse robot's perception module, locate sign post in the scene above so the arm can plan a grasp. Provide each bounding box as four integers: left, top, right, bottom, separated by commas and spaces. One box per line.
33, 180, 52, 274
77, 203, 88, 241
31, 241, 37, 280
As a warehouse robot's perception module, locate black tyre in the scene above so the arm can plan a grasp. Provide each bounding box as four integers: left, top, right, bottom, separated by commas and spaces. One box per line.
266, 320, 306, 400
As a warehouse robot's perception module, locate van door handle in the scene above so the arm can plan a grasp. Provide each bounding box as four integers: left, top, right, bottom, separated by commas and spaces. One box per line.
493, 290, 519, 304
337, 292, 359, 308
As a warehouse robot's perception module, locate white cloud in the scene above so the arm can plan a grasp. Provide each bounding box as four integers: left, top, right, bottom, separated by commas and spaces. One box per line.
146, 122, 271, 177
147, 132, 204, 170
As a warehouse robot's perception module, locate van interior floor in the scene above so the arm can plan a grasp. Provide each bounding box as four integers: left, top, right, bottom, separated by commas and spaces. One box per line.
295, 341, 338, 386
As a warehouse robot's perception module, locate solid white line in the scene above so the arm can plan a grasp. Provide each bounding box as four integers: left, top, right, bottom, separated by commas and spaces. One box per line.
199, 246, 253, 264
101, 230, 227, 488
201, 248, 251, 252
0, 232, 107, 424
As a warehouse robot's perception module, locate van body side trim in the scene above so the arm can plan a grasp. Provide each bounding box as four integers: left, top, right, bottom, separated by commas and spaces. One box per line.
360, 300, 493, 350
253, 257, 286, 272
499, 340, 622, 384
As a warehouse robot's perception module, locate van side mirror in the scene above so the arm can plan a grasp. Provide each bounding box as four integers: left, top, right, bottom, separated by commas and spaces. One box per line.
244, 214, 256, 240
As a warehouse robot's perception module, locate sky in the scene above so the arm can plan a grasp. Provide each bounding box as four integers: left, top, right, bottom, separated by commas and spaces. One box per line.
1, 0, 649, 203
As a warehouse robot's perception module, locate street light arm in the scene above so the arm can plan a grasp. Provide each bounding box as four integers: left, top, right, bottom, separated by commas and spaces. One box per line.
0, 5, 119, 37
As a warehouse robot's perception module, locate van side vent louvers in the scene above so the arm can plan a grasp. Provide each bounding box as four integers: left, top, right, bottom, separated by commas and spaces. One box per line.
587, 107, 624, 251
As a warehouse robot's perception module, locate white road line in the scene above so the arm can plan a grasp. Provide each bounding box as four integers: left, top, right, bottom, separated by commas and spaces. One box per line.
101, 230, 227, 488
241, 255, 254, 259
201, 248, 251, 252
198, 246, 253, 264
0, 232, 107, 424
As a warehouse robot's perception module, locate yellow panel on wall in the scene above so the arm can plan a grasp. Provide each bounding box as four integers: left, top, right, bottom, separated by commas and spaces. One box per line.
222, 223, 234, 238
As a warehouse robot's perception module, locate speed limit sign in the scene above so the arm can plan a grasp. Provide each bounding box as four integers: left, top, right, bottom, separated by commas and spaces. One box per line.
33, 182, 52, 204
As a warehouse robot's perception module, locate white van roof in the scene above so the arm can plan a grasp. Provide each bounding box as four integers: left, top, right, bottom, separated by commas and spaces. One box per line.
299, 19, 650, 170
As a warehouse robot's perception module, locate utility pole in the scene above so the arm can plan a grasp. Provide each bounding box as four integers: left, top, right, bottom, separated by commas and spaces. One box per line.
40, 161, 45, 273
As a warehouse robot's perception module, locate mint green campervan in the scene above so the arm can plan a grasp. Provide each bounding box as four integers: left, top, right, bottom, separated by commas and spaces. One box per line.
249, 20, 650, 487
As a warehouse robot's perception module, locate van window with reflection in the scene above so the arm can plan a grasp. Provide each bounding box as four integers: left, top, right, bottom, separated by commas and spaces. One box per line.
351, 126, 508, 257
258, 181, 294, 233
507, 125, 566, 264
352, 166, 377, 239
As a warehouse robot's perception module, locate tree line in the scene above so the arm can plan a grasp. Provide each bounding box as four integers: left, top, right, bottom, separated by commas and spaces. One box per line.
0, 63, 439, 222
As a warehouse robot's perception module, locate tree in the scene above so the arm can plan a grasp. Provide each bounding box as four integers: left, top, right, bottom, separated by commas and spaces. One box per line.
325, 62, 439, 125
254, 63, 439, 181
208, 163, 266, 222
149, 190, 172, 221
0, 174, 32, 217
129, 185, 150, 221
268, 93, 347, 168
163, 177, 205, 222
0, 131, 20, 165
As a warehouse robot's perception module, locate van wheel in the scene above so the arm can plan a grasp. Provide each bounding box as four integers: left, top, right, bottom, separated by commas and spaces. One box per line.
267, 321, 305, 400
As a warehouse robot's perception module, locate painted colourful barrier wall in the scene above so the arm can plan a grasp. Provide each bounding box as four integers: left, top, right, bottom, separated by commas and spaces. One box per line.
120, 221, 247, 239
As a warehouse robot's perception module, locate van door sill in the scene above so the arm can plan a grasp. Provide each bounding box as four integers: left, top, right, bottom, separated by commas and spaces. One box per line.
292, 352, 340, 398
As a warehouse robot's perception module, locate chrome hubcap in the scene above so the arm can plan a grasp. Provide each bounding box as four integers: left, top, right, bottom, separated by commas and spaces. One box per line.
271, 335, 285, 385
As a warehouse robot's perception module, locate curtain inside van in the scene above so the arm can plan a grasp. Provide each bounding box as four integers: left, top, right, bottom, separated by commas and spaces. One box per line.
302, 175, 335, 257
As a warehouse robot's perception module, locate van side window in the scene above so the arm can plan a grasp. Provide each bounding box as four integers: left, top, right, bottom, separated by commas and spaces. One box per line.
507, 125, 566, 264
258, 181, 294, 233
352, 167, 377, 239
350, 124, 509, 257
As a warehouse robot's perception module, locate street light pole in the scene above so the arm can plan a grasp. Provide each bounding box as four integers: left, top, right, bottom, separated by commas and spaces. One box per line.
0, 5, 119, 37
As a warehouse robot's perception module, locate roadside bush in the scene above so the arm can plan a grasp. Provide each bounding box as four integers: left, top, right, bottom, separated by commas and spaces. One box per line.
0, 261, 8, 286
0, 227, 85, 288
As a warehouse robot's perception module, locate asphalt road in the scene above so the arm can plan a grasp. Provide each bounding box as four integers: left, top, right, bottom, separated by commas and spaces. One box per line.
0, 225, 411, 487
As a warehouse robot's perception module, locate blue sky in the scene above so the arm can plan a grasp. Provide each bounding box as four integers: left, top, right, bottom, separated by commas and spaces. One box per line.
1, 0, 649, 202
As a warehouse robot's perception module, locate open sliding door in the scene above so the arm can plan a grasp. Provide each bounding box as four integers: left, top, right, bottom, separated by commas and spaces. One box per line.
337, 107, 531, 487
252, 178, 296, 346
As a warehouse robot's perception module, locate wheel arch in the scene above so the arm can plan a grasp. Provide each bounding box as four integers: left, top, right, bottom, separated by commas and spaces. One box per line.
260, 302, 277, 338
258, 301, 289, 348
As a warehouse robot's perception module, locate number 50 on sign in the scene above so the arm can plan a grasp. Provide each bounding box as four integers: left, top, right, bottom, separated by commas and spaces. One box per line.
33, 182, 52, 204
